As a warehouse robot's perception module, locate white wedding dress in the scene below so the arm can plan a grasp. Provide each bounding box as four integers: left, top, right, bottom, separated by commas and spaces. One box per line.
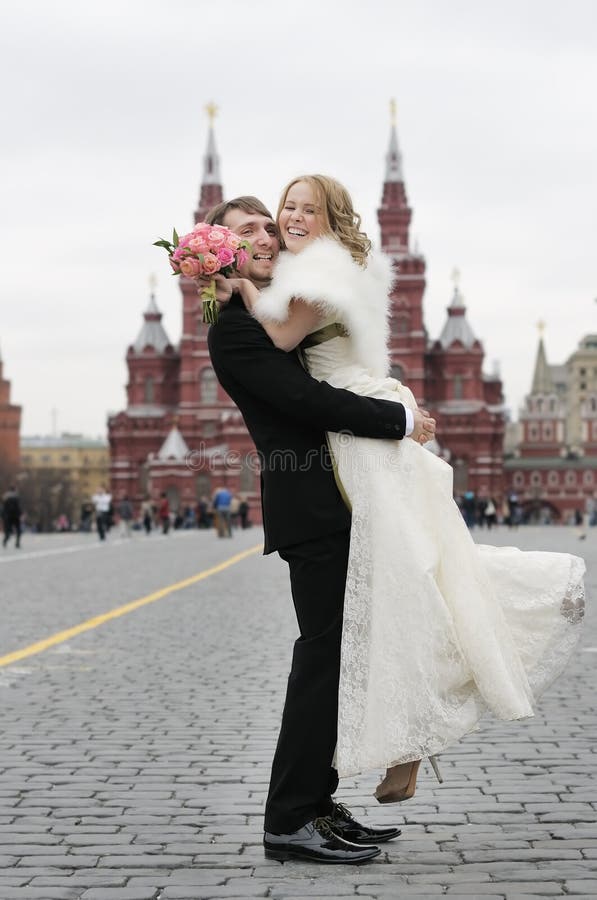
256, 237, 586, 779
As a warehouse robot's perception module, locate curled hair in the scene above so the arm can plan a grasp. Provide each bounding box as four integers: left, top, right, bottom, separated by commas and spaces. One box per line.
276, 174, 371, 267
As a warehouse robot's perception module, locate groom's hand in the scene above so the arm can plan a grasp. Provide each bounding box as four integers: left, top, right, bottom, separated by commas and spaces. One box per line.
195, 274, 235, 304
411, 408, 436, 444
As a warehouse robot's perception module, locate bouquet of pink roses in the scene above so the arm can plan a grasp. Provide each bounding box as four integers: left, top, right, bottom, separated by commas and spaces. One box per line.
154, 222, 250, 324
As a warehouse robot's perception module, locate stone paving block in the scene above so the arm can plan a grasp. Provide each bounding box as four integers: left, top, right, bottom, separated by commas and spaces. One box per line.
445, 884, 564, 894
30, 876, 128, 887
97, 854, 193, 868
127, 872, 225, 885
15, 854, 100, 868
160, 886, 268, 899
80, 890, 159, 900
0, 890, 83, 899
356, 885, 444, 895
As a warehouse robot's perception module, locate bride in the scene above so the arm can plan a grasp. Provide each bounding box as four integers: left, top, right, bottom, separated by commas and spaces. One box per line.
226, 173, 586, 801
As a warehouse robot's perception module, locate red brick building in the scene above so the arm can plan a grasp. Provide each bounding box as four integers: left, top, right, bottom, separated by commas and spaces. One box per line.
503, 332, 597, 522
108, 114, 505, 516
0, 345, 21, 472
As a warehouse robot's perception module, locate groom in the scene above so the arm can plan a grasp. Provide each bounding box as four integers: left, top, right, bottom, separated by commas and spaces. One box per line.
205, 196, 436, 864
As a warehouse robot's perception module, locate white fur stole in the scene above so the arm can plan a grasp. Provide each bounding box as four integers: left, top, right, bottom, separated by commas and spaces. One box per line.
254, 237, 395, 378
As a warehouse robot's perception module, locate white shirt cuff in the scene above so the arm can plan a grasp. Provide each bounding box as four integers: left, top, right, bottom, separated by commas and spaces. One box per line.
404, 406, 414, 436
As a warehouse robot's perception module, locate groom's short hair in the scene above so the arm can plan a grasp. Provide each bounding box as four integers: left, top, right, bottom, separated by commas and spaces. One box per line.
205, 196, 273, 226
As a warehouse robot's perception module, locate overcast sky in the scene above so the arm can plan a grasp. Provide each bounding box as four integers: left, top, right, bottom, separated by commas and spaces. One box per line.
1, 0, 596, 438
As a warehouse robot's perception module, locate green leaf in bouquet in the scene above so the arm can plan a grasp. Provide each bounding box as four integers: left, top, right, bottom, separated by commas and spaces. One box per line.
173, 228, 179, 247
153, 239, 173, 250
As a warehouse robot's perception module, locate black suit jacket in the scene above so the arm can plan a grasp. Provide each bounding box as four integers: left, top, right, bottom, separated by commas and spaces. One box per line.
207, 297, 406, 553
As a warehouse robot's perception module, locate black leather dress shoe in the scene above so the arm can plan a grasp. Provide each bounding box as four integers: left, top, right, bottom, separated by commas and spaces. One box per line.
264, 816, 381, 864
330, 801, 402, 844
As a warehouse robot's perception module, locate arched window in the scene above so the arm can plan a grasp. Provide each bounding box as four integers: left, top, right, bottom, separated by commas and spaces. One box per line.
543, 423, 553, 441
565, 470, 577, 486
195, 473, 210, 499
239, 454, 257, 493
390, 365, 405, 383
144, 376, 154, 403
584, 470, 595, 486
453, 375, 463, 400
391, 313, 410, 334
200, 368, 218, 404
529, 424, 539, 441
531, 471, 541, 486
548, 470, 559, 487
513, 472, 524, 488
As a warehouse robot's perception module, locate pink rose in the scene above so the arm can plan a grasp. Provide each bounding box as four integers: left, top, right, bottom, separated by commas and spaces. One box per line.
179, 257, 203, 277
236, 248, 249, 269
201, 252, 220, 275
192, 222, 211, 237
207, 227, 227, 248
188, 236, 209, 255
217, 247, 235, 266
225, 233, 241, 250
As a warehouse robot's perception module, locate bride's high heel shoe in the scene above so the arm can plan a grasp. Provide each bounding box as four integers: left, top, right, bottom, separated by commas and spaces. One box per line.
374, 756, 443, 804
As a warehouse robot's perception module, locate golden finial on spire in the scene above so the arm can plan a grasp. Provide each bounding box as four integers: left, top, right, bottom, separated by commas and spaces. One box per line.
389, 98, 397, 125
205, 102, 218, 125
537, 319, 546, 335
451, 267, 461, 287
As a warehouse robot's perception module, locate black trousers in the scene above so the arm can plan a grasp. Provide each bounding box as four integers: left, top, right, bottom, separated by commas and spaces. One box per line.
264, 528, 350, 834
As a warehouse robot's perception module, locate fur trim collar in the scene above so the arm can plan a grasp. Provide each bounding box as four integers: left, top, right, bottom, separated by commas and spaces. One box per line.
254, 237, 395, 377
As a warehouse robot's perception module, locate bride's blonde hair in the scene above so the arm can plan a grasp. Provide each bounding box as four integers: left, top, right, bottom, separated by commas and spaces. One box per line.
276, 174, 372, 267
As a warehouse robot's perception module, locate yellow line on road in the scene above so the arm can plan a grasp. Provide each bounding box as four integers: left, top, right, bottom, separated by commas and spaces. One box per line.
0, 543, 263, 669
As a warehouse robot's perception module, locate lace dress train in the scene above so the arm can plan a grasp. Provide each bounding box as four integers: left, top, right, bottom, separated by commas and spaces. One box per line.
303, 337, 586, 778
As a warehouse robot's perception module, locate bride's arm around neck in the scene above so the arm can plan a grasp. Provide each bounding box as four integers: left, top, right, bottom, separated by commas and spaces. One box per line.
238, 278, 323, 352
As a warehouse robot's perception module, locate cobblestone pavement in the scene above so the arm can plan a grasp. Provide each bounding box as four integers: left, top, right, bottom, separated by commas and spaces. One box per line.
0, 524, 595, 899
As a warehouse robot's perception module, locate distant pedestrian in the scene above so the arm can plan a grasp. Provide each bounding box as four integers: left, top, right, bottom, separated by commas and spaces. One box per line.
196, 496, 211, 529
239, 495, 250, 529
158, 493, 171, 535
484, 498, 497, 530
118, 495, 134, 538
575, 508, 587, 541
2, 485, 22, 549
140, 497, 153, 535
507, 492, 520, 529
461, 491, 476, 528
92, 486, 112, 541
212, 486, 232, 538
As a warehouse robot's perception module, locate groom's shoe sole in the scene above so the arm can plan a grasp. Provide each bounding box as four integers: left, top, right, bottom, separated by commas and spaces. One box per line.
264, 846, 381, 864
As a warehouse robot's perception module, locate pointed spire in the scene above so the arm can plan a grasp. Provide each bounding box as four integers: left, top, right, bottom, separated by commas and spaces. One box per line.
195, 103, 224, 222
449, 268, 465, 309
202, 103, 221, 185
133, 280, 172, 353
385, 98, 404, 183
530, 324, 555, 394
438, 269, 478, 349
